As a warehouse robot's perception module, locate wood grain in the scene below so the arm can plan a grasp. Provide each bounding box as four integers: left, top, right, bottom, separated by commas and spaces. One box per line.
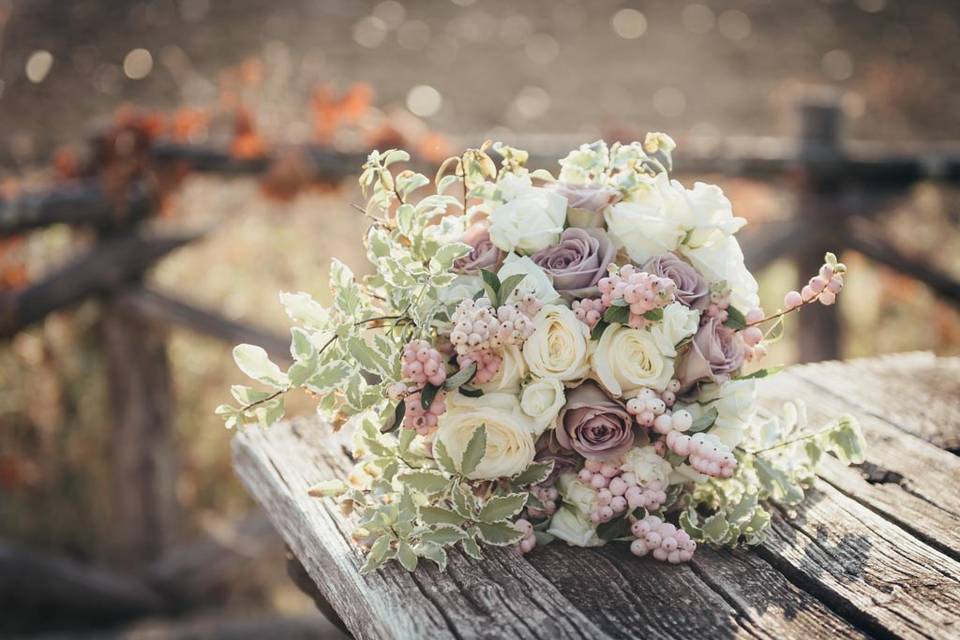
233, 354, 960, 639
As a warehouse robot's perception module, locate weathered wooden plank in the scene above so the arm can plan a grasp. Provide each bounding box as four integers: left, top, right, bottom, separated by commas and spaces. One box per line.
234, 418, 867, 639
759, 370, 960, 560
789, 352, 960, 450
760, 480, 960, 639
233, 419, 614, 640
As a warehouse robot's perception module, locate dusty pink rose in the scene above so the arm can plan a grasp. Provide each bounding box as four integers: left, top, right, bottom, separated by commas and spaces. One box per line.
643, 253, 710, 310
557, 381, 635, 460
531, 227, 615, 298
676, 316, 746, 389
551, 182, 622, 213
454, 224, 504, 275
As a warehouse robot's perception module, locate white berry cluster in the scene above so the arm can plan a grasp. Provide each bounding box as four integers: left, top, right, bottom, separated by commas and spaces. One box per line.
449, 297, 539, 384
515, 518, 537, 554
667, 431, 736, 478
526, 484, 559, 518
630, 515, 697, 563
626, 380, 682, 427
576, 459, 669, 523
571, 297, 606, 329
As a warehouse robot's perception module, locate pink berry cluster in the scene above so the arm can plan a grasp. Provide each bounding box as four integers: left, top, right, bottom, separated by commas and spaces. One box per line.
667, 431, 736, 478
629, 515, 696, 563
704, 287, 730, 323
449, 297, 540, 384
785, 261, 846, 310
402, 389, 447, 436
515, 518, 537, 555
740, 307, 768, 362
576, 459, 669, 523
572, 297, 606, 329
598, 265, 676, 329
526, 484, 559, 518
401, 339, 447, 387
626, 382, 681, 427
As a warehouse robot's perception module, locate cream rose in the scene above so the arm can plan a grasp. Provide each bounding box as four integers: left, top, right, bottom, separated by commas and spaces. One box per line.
489, 186, 567, 254
650, 303, 700, 358
592, 324, 674, 396
620, 446, 673, 486
547, 505, 603, 547
497, 254, 560, 305
603, 174, 685, 264
520, 377, 566, 434
698, 379, 758, 447
478, 345, 526, 394
523, 305, 591, 381
435, 393, 536, 480
557, 472, 598, 514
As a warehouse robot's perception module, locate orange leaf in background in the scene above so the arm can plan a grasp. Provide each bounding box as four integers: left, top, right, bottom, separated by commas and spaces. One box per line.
171, 108, 209, 143
311, 83, 374, 144
341, 83, 373, 123
417, 132, 452, 165
0, 237, 28, 290
52, 146, 81, 180
231, 107, 268, 160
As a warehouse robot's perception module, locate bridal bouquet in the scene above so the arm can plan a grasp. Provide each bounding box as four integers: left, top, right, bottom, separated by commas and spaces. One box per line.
219, 137, 864, 573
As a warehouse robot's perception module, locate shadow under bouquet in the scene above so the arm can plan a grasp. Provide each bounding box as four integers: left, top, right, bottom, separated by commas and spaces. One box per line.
219, 136, 865, 573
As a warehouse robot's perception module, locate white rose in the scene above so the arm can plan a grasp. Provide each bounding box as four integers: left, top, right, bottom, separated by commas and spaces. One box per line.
497, 254, 560, 305
489, 186, 567, 254
497, 172, 533, 201
557, 472, 598, 513
523, 305, 591, 381
592, 324, 674, 396
677, 180, 746, 248
698, 379, 758, 447
520, 377, 566, 434
620, 446, 673, 486
604, 181, 684, 264
682, 235, 759, 311
477, 345, 526, 394
650, 303, 700, 357
547, 505, 604, 547
435, 393, 536, 480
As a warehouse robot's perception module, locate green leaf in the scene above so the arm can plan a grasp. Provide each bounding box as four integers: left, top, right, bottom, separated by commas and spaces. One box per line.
414, 542, 448, 571
290, 327, 316, 361
755, 457, 805, 505
461, 535, 483, 560
736, 365, 784, 381
307, 479, 348, 498
597, 514, 632, 541
287, 357, 317, 387
433, 439, 458, 476
360, 535, 392, 574
602, 305, 631, 326
480, 269, 501, 304
452, 484, 477, 519
306, 360, 353, 394
418, 506, 464, 526
533, 531, 556, 546
510, 461, 555, 487
230, 385, 273, 405
701, 512, 730, 544
458, 386, 484, 398
279, 292, 329, 330
476, 521, 524, 546
233, 344, 289, 388
689, 407, 719, 433
590, 320, 610, 341
443, 363, 477, 390
420, 383, 441, 411
477, 493, 528, 523
419, 525, 468, 546
397, 541, 418, 572
348, 336, 392, 378
432, 242, 472, 269
497, 273, 526, 305
724, 305, 747, 330
818, 416, 866, 465
643, 308, 664, 322
459, 424, 487, 477
381, 401, 405, 434
398, 471, 450, 494
679, 508, 703, 539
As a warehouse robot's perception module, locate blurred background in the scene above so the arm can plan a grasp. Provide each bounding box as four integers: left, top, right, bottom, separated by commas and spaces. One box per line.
1, 0, 959, 637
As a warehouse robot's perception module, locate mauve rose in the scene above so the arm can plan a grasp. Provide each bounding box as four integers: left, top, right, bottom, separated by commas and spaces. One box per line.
557, 381, 635, 460
551, 182, 622, 213
676, 316, 745, 389
531, 228, 616, 297
643, 253, 710, 310
454, 225, 504, 275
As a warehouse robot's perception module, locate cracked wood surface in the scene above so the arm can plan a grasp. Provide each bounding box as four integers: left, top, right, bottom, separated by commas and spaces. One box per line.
233, 352, 960, 639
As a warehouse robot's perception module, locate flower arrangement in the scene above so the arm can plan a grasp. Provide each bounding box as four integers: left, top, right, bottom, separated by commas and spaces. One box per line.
219, 137, 865, 573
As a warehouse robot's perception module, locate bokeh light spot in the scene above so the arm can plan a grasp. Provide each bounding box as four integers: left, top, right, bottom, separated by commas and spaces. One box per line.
123, 48, 154, 80
25, 50, 54, 83
856, 0, 886, 13
682, 4, 715, 35
611, 8, 647, 39
354, 16, 388, 48
373, 1, 406, 29
406, 84, 442, 117
512, 86, 551, 120
718, 10, 751, 41
525, 33, 559, 64
822, 49, 854, 81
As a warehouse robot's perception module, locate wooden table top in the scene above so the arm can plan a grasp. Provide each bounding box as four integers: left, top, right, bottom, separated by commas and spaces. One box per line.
232, 351, 960, 640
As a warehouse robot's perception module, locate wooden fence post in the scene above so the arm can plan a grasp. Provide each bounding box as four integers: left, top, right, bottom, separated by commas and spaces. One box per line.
794, 94, 844, 362
101, 287, 179, 568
